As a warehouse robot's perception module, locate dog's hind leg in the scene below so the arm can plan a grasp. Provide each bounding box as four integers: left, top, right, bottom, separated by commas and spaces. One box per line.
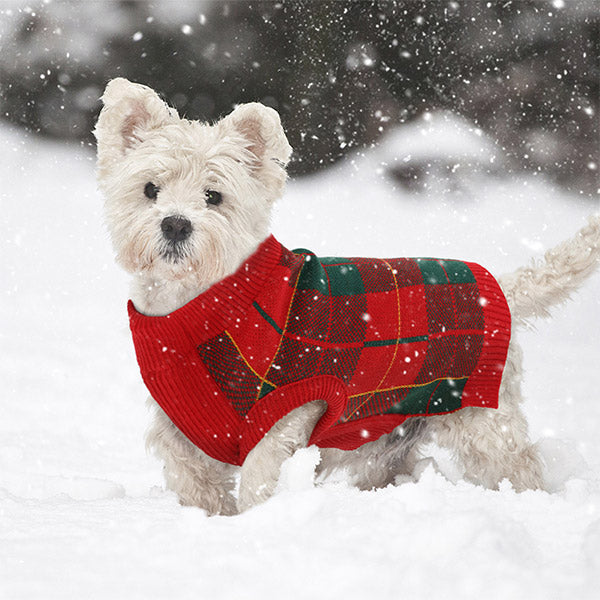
317, 417, 431, 490
146, 400, 238, 516
237, 400, 326, 512
429, 216, 600, 492
428, 338, 545, 492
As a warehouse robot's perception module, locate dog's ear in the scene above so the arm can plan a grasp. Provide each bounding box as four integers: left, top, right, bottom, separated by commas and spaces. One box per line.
94, 78, 177, 166
219, 103, 293, 198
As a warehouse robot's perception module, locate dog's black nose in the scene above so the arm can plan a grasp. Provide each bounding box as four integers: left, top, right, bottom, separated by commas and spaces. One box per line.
161, 216, 193, 243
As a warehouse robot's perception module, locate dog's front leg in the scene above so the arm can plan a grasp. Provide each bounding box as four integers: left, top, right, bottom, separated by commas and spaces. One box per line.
146, 400, 238, 516
237, 400, 326, 512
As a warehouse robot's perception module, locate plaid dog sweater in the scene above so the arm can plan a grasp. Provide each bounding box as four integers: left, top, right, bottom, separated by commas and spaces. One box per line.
128, 235, 511, 466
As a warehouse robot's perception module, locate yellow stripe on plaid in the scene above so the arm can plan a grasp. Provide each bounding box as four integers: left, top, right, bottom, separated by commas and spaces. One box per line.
255, 254, 307, 401
224, 330, 277, 390
341, 259, 402, 422
347, 375, 470, 399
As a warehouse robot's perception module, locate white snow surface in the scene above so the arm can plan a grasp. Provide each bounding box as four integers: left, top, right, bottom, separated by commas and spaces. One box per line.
1, 118, 599, 599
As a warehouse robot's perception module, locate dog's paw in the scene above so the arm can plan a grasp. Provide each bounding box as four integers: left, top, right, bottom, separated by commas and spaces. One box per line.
237, 480, 276, 513
411, 457, 442, 481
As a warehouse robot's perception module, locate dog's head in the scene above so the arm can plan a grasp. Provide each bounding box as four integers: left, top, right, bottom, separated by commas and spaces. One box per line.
94, 78, 291, 284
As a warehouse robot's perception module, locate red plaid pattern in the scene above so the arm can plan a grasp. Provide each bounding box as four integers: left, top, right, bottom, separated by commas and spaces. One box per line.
129, 236, 511, 465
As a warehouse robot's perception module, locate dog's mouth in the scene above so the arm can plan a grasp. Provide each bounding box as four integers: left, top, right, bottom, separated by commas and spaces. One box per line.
160, 241, 190, 264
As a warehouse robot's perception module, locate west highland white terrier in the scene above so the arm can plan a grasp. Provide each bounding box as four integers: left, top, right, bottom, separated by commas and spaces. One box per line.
95, 78, 600, 515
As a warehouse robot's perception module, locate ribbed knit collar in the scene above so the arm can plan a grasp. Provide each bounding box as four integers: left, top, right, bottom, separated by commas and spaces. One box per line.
128, 235, 282, 371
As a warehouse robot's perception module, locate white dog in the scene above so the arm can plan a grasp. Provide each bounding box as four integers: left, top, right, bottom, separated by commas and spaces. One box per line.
95, 78, 600, 515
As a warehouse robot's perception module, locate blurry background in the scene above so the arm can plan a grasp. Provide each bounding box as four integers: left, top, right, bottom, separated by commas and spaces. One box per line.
0, 0, 598, 194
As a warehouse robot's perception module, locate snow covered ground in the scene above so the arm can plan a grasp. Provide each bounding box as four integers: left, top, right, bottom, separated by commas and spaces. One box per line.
1, 115, 599, 599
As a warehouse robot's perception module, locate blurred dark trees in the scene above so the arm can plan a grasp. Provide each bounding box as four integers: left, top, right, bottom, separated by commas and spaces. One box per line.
0, 0, 597, 194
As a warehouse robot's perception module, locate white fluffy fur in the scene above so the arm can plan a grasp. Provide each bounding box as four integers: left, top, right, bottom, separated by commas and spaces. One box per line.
95, 78, 291, 317
95, 78, 600, 515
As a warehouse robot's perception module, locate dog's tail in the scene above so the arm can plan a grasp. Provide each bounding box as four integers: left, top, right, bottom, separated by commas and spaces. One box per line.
499, 214, 600, 324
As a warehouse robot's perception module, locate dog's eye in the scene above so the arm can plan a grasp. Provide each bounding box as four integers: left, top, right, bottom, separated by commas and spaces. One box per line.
144, 182, 159, 200
205, 190, 223, 206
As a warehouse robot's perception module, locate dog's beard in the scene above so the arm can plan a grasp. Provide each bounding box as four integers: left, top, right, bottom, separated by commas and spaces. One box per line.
119, 231, 196, 276
160, 240, 191, 264
119, 224, 243, 288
